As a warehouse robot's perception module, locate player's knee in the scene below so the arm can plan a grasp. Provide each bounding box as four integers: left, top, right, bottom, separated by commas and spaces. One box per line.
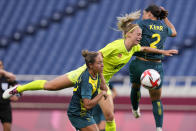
150, 93, 161, 101
132, 83, 140, 89
104, 112, 114, 121
44, 81, 55, 90
3, 123, 11, 131
149, 89, 161, 101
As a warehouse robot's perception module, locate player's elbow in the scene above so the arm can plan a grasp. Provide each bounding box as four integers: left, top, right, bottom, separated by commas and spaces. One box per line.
140, 47, 148, 52
83, 99, 93, 110
84, 104, 92, 110
171, 30, 177, 37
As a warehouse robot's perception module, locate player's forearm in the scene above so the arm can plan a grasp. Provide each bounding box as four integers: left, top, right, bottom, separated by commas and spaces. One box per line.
99, 73, 108, 91
141, 47, 164, 54
163, 18, 177, 37
83, 92, 105, 110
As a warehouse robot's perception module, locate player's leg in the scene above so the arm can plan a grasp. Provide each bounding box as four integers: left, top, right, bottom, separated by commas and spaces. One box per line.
2, 74, 74, 99
19, 74, 74, 91
19, 64, 87, 91
149, 63, 164, 131
1, 107, 12, 131
2, 122, 11, 131
129, 58, 143, 118
92, 105, 105, 131
149, 88, 163, 131
80, 124, 99, 131
3, 65, 87, 99
98, 94, 116, 131
130, 83, 141, 118
98, 121, 106, 131
97, 112, 106, 131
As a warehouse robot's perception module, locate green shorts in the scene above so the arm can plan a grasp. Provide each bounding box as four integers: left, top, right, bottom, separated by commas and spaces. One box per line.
68, 113, 96, 130
129, 58, 164, 89
92, 104, 105, 124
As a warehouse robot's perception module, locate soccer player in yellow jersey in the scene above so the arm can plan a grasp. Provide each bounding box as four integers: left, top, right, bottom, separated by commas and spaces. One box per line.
3, 11, 178, 131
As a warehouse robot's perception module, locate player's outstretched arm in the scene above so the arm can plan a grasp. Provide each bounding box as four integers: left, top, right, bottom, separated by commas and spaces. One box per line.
140, 47, 178, 56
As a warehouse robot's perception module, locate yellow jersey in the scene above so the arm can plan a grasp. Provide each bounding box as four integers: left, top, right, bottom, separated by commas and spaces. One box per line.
99, 39, 141, 83
67, 39, 141, 85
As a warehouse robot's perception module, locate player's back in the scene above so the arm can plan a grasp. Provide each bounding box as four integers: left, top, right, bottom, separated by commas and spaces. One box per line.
134, 19, 172, 60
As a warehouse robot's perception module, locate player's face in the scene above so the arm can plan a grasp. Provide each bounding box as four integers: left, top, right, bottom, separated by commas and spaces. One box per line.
131, 27, 142, 45
92, 54, 104, 74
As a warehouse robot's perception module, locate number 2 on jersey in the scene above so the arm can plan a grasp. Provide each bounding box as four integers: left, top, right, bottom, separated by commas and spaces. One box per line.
150, 33, 160, 48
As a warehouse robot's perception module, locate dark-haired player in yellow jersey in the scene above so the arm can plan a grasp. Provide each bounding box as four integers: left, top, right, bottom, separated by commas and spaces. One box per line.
3, 10, 178, 131
129, 5, 177, 131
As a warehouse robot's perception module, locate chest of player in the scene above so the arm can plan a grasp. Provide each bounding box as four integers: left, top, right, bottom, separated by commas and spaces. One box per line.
106, 51, 133, 67
88, 77, 99, 95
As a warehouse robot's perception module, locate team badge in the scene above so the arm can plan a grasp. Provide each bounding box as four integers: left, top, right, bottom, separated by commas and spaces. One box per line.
118, 53, 122, 58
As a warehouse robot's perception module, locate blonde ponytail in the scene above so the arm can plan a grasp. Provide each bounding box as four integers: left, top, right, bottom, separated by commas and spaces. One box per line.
117, 10, 141, 31
116, 10, 141, 37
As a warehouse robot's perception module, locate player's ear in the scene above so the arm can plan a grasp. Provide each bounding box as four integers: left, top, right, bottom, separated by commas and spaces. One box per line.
88, 63, 93, 69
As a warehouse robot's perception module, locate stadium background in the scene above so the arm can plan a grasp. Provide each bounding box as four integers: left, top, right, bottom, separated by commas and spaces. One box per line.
0, 0, 196, 130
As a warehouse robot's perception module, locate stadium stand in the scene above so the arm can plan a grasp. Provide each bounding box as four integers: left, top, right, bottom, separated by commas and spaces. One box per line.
0, 0, 195, 76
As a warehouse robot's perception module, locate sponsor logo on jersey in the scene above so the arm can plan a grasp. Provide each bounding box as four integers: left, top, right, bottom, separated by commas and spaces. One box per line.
118, 53, 122, 58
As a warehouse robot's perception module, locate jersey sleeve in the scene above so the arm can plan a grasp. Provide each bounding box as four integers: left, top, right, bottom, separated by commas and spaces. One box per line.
81, 74, 93, 99
167, 27, 172, 36
132, 44, 141, 52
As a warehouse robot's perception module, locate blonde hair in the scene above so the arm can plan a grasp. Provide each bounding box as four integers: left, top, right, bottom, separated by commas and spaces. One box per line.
117, 10, 141, 37
82, 50, 99, 68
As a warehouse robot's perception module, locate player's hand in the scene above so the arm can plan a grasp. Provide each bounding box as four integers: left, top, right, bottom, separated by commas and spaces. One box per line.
160, 6, 165, 10
101, 90, 108, 100
163, 49, 178, 56
160, 6, 168, 19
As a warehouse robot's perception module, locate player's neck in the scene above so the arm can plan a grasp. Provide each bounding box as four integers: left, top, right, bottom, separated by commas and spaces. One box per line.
124, 39, 134, 52
89, 70, 97, 79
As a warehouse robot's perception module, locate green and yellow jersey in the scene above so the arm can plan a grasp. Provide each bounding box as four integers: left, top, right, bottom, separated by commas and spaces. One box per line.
67, 68, 100, 117
134, 19, 172, 60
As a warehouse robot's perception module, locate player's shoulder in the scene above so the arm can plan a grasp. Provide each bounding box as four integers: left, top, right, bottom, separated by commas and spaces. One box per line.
79, 68, 90, 81
105, 39, 124, 50
110, 38, 124, 45
137, 19, 150, 25
81, 68, 89, 76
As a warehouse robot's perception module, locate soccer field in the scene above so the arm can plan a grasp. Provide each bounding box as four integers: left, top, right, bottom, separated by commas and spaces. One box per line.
4, 110, 195, 131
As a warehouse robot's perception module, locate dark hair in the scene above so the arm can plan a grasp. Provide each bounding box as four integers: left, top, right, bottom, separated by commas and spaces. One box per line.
145, 4, 168, 20
82, 50, 99, 68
